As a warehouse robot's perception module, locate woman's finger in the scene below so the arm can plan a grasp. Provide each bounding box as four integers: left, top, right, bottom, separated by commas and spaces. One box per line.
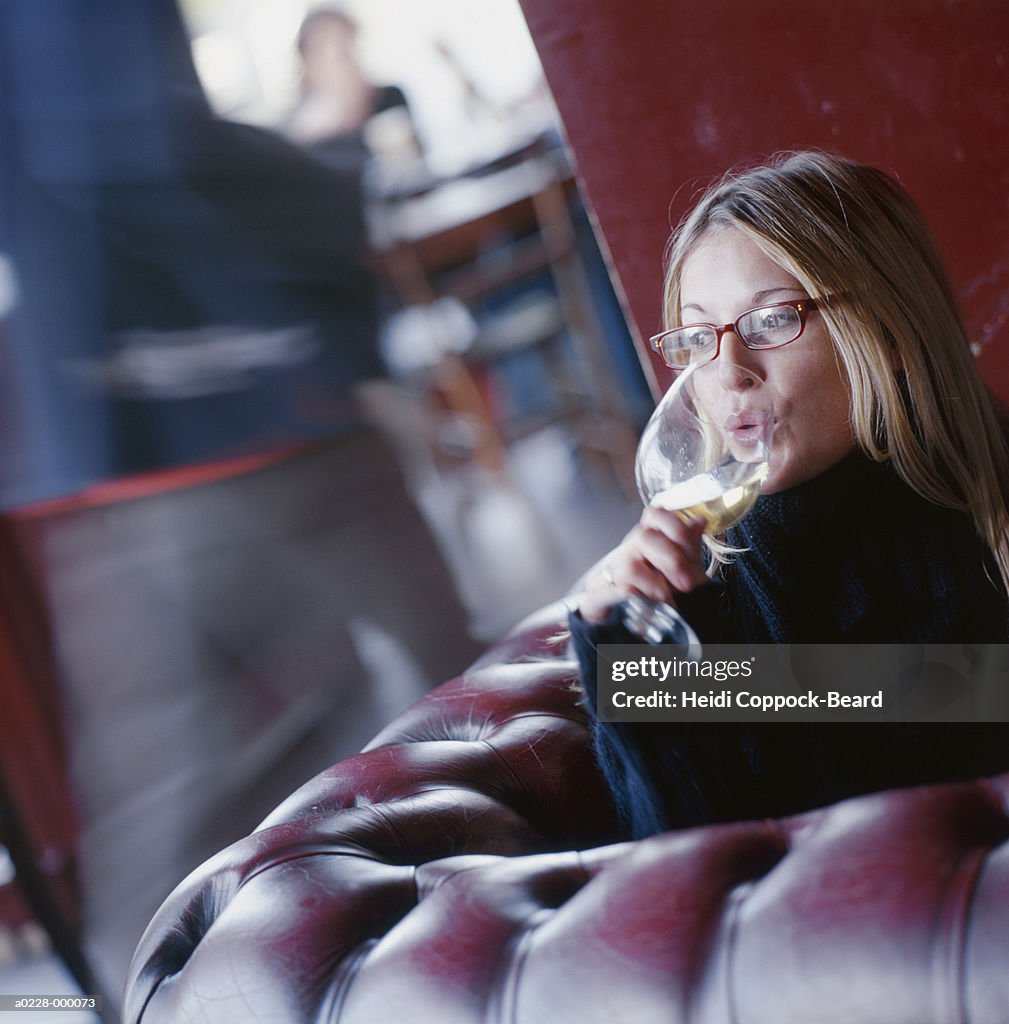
636, 521, 708, 592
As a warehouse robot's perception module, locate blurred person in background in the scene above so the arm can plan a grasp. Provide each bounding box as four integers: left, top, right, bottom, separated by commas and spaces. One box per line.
285, 6, 419, 171
0, 0, 480, 733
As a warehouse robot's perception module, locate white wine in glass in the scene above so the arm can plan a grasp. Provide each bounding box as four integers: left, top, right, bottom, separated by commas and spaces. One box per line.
626, 360, 774, 643
646, 459, 769, 534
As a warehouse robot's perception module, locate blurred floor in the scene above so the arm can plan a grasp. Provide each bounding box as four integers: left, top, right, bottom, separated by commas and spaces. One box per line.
412, 425, 638, 640
0, 421, 639, 1021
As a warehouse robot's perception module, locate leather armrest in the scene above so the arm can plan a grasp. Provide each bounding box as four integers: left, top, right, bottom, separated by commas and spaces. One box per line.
124, 602, 617, 1022
124, 600, 1009, 1023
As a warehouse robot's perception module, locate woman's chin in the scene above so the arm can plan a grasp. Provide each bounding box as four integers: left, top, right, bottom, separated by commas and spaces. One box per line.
762, 444, 857, 495
761, 473, 787, 496
760, 452, 788, 495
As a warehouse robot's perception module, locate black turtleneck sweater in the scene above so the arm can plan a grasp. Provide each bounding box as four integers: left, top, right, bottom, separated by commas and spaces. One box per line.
570, 452, 1009, 839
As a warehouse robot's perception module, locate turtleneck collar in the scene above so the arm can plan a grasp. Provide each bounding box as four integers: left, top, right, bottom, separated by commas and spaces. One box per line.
714, 448, 990, 642
733, 448, 906, 539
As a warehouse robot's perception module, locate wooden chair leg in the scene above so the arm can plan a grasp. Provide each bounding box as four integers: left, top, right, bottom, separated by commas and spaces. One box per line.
0, 771, 115, 1022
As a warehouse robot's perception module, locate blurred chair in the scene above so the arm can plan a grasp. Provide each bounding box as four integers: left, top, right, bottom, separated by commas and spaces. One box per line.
0, 518, 114, 1020
368, 135, 638, 490
0, 772, 109, 1018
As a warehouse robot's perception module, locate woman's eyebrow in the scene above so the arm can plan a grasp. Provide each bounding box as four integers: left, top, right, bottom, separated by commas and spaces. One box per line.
681, 285, 806, 317
752, 285, 806, 304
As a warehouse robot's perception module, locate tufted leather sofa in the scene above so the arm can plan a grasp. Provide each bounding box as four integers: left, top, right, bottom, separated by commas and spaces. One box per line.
124, 602, 1009, 1023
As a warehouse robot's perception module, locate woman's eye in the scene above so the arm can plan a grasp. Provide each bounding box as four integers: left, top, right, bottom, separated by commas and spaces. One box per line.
765, 309, 798, 331
683, 327, 712, 349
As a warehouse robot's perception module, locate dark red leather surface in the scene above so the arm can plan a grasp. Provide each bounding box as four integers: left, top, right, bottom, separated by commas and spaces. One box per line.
0, 517, 80, 923
518, 0, 1009, 401
124, 602, 1009, 1023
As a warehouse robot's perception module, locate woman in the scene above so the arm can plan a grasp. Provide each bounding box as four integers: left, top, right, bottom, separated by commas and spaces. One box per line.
286, 7, 413, 167
570, 150, 1009, 839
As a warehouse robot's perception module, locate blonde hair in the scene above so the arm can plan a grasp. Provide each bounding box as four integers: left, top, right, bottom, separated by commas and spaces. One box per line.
662, 150, 1009, 591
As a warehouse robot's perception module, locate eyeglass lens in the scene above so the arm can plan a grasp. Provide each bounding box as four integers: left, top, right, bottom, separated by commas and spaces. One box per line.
660, 302, 804, 368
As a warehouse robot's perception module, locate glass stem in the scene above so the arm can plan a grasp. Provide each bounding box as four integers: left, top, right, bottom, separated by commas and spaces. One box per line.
623, 594, 703, 656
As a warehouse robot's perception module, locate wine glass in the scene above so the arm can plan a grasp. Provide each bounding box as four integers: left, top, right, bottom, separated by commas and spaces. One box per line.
624, 360, 774, 644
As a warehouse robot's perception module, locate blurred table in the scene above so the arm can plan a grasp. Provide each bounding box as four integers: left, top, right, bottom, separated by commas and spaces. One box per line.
367, 134, 637, 487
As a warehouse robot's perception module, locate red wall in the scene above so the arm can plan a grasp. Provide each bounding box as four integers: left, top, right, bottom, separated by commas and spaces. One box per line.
519, 0, 1009, 399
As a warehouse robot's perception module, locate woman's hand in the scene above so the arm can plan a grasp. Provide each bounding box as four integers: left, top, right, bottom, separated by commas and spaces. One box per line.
579, 508, 709, 623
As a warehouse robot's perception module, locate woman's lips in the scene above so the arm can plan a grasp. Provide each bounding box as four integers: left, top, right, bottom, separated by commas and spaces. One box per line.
725, 410, 769, 430
724, 410, 773, 447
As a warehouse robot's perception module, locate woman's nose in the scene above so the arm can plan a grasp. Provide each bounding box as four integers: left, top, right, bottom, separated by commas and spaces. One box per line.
715, 330, 761, 387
